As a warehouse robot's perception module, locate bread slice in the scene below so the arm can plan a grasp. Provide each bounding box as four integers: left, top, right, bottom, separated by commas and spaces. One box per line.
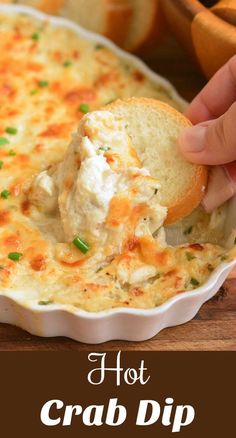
20, 0, 132, 46
123, 0, 162, 52
211, 0, 236, 26
59, 0, 133, 45
104, 97, 208, 224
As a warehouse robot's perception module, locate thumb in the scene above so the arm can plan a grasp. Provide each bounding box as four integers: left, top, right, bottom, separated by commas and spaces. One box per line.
179, 102, 236, 165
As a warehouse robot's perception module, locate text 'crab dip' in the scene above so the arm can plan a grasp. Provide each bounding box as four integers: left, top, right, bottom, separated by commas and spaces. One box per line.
0, 10, 235, 312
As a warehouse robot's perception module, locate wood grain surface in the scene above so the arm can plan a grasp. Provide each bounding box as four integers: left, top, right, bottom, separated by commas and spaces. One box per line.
0, 37, 235, 351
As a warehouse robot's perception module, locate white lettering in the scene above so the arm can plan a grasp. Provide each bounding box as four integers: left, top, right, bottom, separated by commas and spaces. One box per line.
105, 398, 127, 426
172, 405, 195, 433
88, 352, 150, 386
88, 352, 123, 386
63, 405, 83, 426
40, 399, 63, 426
83, 405, 104, 426
136, 400, 161, 426
162, 397, 174, 426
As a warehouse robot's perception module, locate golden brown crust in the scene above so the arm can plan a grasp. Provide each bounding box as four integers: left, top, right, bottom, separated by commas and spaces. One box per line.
37, 0, 65, 14
104, 97, 208, 224
165, 165, 208, 224
123, 0, 162, 52
134, 0, 164, 53
12, 0, 132, 46
104, 0, 133, 46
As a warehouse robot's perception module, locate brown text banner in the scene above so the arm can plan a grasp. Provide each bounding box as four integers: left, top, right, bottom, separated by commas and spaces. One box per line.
0, 352, 234, 437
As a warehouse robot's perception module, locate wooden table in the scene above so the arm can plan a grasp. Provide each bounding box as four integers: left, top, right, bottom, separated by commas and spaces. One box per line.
0, 37, 235, 351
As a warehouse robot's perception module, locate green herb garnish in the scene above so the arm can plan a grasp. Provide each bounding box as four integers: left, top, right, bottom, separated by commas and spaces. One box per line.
5, 127, 17, 135
0, 137, 9, 146
79, 103, 90, 114
190, 278, 200, 287
8, 252, 23, 262
220, 254, 229, 262
184, 225, 193, 236
73, 236, 90, 254
38, 80, 49, 88
38, 300, 53, 306
1, 190, 10, 199
8, 149, 16, 156
31, 32, 40, 41
186, 252, 196, 261
30, 89, 38, 95
63, 60, 72, 67
99, 147, 111, 152
105, 98, 115, 105
95, 44, 104, 50
0, 161, 4, 169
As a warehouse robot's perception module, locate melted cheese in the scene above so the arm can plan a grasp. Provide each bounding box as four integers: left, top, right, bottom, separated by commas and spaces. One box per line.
0, 11, 235, 312
31, 111, 167, 262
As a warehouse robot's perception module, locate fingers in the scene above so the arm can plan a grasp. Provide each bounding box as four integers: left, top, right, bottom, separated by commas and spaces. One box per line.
202, 165, 236, 212
179, 102, 236, 165
180, 55, 236, 211
185, 55, 236, 124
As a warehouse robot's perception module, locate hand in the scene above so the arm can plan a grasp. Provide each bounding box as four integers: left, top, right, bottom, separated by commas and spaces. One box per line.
179, 55, 236, 212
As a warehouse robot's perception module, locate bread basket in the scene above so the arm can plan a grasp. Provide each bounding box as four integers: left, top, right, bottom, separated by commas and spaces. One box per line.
161, 0, 236, 78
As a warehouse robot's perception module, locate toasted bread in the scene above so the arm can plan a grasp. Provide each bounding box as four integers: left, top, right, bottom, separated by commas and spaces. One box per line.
123, 0, 162, 52
211, 0, 236, 27
15, 0, 132, 46
104, 97, 208, 224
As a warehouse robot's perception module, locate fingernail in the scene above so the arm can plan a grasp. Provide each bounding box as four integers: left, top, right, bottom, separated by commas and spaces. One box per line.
179, 125, 207, 153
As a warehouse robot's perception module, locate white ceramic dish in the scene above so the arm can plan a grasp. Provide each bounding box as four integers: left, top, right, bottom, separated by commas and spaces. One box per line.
0, 4, 235, 344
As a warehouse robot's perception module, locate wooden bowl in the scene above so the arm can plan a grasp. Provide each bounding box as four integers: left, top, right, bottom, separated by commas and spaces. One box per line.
160, 0, 236, 78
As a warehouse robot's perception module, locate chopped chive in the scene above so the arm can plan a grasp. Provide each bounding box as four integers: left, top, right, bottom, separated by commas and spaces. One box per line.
79, 103, 90, 114
31, 32, 40, 41
30, 89, 38, 95
105, 98, 115, 105
121, 62, 130, 71
95, 44, 104, 50
184, 225, 193, 236
8, 252, 23, 262
8, 149, 16, 156
186, 252, 196, 261
63, 60, 72, 67
190, 277, 200, 287
73, 236, 90, 254
38, 300, 53, 305
38, 80, 49, 88
0, 160, 4, 169
99, 146, 111, 152
1, 190, 10, 199
0, 137, 9, 146
5, 127, 17, 135
220, 254, 229, 262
